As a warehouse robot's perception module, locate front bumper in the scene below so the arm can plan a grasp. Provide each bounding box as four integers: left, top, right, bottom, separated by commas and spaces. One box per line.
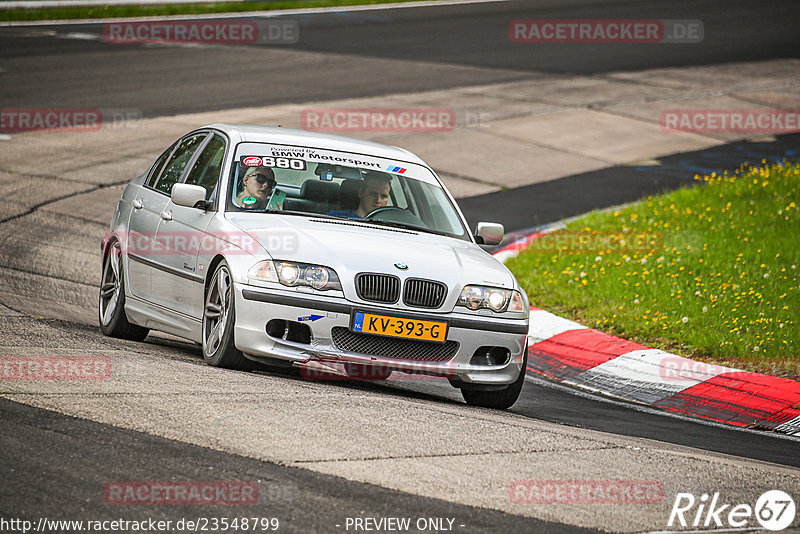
232, 283, 528, 385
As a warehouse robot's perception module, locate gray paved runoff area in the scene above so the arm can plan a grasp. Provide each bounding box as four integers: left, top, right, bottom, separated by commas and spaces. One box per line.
1, 58, 799, 532
1, 1, 800, 531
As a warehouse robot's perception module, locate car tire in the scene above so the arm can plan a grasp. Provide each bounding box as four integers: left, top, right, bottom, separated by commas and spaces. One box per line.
460, 349, 527, 410
99, 239, 150, 341
202, 261, 253, 371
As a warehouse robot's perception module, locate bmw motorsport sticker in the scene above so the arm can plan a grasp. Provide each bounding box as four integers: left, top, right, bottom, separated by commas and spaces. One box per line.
235, 143, 440, 185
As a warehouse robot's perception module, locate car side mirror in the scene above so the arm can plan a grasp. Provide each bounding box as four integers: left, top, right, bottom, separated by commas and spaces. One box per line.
475, 222, 504, 246
171, 183, 209, 210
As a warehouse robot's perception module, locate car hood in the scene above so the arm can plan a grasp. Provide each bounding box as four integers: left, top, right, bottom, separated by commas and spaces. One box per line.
226, 213, 516, 292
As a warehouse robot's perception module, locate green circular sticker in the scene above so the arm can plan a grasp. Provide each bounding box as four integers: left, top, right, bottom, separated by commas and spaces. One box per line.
242, 196, 257, 206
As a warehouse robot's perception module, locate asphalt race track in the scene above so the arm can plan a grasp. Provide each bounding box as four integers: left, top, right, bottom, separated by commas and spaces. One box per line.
1, 0, 798, 115
1, 1, 799, 532
2, 398, 589, 533
459, 133, 800, 231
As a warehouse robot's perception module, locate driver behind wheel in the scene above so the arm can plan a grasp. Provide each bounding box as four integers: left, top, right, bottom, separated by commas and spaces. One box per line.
328, 170, 391, 218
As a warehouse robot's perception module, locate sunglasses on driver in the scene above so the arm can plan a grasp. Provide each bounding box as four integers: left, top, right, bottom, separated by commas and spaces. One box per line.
252, 173, 277, 188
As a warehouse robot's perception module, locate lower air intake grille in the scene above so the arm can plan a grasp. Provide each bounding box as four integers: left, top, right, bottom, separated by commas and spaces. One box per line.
331, 327, 458, 362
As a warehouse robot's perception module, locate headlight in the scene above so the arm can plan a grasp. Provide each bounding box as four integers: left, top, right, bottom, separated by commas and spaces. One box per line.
248, 260, 342, 291
457, 285, 526, 314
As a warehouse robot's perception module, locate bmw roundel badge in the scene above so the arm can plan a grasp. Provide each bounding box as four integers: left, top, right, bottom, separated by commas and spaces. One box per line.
394, 263, 408, 270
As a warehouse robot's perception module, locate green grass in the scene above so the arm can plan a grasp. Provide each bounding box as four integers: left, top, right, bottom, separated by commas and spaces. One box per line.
507, 161, 800, 379
0, 0, 423, 22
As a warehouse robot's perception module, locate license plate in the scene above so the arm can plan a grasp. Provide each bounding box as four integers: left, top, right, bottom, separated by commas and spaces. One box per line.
352, 312, 448, 343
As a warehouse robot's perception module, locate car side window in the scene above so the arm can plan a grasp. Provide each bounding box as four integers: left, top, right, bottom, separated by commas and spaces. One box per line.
145, 143, 177, 189
152, 133, 208, 195
184, 134, 226, 199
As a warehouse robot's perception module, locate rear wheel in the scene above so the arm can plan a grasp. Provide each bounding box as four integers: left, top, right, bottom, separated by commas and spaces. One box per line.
461, 350, 527, 410
202, 262, 253, 371
99, 240, 149, 341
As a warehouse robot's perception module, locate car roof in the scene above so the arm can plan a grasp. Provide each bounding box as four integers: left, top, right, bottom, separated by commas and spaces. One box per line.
203, 124, 427, 166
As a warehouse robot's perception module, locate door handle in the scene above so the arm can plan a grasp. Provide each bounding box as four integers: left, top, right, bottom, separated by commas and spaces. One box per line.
132, 199, 143, 210
160, 210, 172, 221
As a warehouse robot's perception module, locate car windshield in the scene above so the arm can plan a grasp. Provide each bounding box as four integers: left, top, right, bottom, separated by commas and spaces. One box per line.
226, 147, 469, 240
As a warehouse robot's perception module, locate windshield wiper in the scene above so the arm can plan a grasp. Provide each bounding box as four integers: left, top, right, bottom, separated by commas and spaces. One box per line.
258, 210, 455, 237
263, 209, 309, 216
360, 218, 449, 236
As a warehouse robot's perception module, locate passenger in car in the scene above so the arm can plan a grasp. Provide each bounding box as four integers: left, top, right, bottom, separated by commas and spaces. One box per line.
235, 166, 281, 210
328, 170, 391, 218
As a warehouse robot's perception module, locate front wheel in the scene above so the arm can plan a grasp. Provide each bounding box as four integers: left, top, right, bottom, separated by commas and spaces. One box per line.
99, 239, 149, 341
202, 262, 253, 371
461, 350, 527, 410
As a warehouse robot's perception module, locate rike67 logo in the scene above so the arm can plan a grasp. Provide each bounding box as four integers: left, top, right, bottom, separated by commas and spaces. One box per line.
668, 490, 796, 531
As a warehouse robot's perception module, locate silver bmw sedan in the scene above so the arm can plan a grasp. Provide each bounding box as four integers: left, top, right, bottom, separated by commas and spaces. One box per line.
100, 124, 529, 409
